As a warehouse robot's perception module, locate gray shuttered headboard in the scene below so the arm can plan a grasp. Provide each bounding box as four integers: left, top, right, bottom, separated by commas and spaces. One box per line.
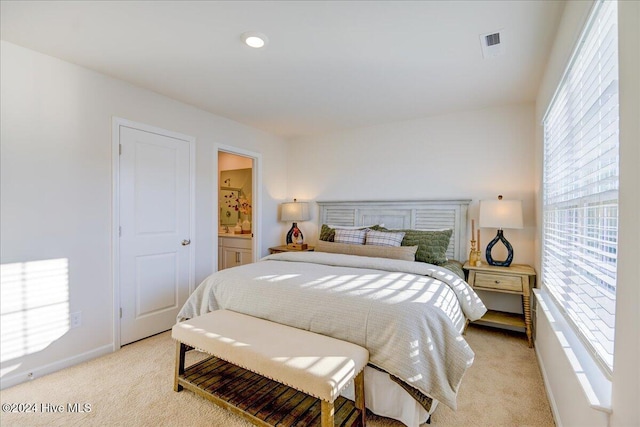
317, 199, 471, 262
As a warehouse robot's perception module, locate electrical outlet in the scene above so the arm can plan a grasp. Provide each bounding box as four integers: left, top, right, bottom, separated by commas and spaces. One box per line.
70, 312, 81, 328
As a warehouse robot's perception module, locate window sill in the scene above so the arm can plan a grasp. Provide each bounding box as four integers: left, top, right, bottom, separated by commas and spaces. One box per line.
534, 288, 612, 413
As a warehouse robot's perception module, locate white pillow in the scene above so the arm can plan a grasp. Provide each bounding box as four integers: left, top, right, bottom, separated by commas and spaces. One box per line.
365, 230, 405, 247
334, 228, 367, 245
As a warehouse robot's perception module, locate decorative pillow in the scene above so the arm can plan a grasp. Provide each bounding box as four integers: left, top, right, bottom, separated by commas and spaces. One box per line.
386, 228, 453, 265
365, 230, 405, 247
334, 228, 367, 245
319, 224, 385, 242
316, 241, 418, 261
319, 224, 336, 242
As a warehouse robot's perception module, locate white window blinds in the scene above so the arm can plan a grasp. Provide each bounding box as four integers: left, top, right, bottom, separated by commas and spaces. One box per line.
542, 0, 619, 372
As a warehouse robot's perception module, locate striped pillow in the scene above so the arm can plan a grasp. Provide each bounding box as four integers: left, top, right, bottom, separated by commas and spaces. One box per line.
334, 228, 367, 245
320, 224, 385, 242
365, 230, 405, 247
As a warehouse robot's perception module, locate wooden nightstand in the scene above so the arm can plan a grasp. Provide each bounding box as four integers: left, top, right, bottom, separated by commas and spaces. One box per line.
463, 262, 536, 347
268, 245, 315, 254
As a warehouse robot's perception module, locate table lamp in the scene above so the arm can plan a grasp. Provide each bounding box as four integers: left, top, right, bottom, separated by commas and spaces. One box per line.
280, 199, 310, 247
479, 195, 523, 267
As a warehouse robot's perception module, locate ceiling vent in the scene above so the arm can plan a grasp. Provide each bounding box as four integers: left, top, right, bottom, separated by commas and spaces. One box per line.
480, 30, 504, 58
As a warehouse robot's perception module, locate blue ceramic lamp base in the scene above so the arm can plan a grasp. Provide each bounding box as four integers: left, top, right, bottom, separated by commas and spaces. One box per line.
485, 229, 514, 267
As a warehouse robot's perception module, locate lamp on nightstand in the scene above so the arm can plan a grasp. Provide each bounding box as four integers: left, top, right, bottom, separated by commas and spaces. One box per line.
280, 199, 310, 248
479, 195, 523, 267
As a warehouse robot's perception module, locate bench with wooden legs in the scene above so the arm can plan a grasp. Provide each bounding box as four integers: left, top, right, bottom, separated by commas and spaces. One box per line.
172, 310, 369, 427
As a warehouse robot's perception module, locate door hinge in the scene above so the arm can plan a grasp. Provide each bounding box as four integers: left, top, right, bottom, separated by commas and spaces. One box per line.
119, 308, 122, 319
119, 144, 122, 155
119, 226, 122, 237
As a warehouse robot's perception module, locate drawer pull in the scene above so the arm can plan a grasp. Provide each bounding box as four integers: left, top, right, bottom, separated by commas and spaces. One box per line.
494, 280, 500, 284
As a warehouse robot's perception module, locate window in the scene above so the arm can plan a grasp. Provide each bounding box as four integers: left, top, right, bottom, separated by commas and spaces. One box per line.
542, 0, 619, 372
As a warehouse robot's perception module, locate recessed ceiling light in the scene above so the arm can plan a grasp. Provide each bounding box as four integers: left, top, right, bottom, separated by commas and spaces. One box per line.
241, 32, 268, 49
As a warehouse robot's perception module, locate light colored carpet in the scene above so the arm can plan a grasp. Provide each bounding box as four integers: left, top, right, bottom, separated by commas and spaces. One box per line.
0, 325, 554, 426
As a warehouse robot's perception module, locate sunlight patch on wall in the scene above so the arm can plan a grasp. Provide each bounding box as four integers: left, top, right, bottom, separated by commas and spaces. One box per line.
0, 258, 70, 370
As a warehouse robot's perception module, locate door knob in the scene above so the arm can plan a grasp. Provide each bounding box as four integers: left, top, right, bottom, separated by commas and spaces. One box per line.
181, 239, 191, 246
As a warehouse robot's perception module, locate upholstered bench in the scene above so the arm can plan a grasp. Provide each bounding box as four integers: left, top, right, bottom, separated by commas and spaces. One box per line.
172, 310, 369, 427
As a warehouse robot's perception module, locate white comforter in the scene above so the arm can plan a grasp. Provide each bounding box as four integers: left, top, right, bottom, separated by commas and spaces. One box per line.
177, 251, 486, 410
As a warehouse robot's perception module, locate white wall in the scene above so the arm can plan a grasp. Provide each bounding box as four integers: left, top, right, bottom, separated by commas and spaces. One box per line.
0, 41, 288, 387
534, 1, 640, 426
611, 2, 640, 424
288, 104, 537, 264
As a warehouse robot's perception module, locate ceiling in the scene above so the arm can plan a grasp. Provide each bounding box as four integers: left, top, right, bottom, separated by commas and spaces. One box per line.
0, 1, 564, 139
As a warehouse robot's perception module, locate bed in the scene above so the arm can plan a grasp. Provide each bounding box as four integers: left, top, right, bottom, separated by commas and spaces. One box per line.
178, 200, 486, 426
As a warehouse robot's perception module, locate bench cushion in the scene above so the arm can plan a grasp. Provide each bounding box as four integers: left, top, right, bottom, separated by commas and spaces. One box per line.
172, 310, 369, 402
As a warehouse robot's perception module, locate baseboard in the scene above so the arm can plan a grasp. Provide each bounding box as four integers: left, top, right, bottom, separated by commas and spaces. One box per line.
535, 339, 563, 427
0, 344, 113, 390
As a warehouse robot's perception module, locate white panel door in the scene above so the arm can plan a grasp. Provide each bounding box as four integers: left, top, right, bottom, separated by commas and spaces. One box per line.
119, 125, 191, 345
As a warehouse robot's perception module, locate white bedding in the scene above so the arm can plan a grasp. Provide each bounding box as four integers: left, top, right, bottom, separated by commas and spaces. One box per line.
177, 251, 486, 412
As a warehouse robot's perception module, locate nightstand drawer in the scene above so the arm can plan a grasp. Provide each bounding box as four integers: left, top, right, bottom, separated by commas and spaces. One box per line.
474, 272, 523, 292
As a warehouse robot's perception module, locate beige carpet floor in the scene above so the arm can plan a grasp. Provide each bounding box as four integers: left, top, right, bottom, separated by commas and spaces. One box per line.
0, 325, 554, 426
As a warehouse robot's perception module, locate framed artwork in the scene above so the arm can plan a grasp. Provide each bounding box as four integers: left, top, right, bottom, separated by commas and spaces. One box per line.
220, 188, 241, 226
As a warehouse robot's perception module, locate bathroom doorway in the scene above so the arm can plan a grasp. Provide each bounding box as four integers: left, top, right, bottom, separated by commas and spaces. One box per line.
215, 146, 261, 271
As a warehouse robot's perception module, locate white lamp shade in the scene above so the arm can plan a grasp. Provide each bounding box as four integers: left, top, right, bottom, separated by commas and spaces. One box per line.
479, 199, 523, 229
281, 201, 310, 222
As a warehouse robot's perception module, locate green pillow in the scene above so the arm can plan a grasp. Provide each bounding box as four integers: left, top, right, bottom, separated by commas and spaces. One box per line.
319, 224, 336, 242
390, 228, 453, 265
319, 224, 385, 242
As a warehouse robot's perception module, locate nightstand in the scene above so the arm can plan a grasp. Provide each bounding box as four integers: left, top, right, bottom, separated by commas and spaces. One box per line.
463, 262, 536, 347
268, 245, 315, 254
